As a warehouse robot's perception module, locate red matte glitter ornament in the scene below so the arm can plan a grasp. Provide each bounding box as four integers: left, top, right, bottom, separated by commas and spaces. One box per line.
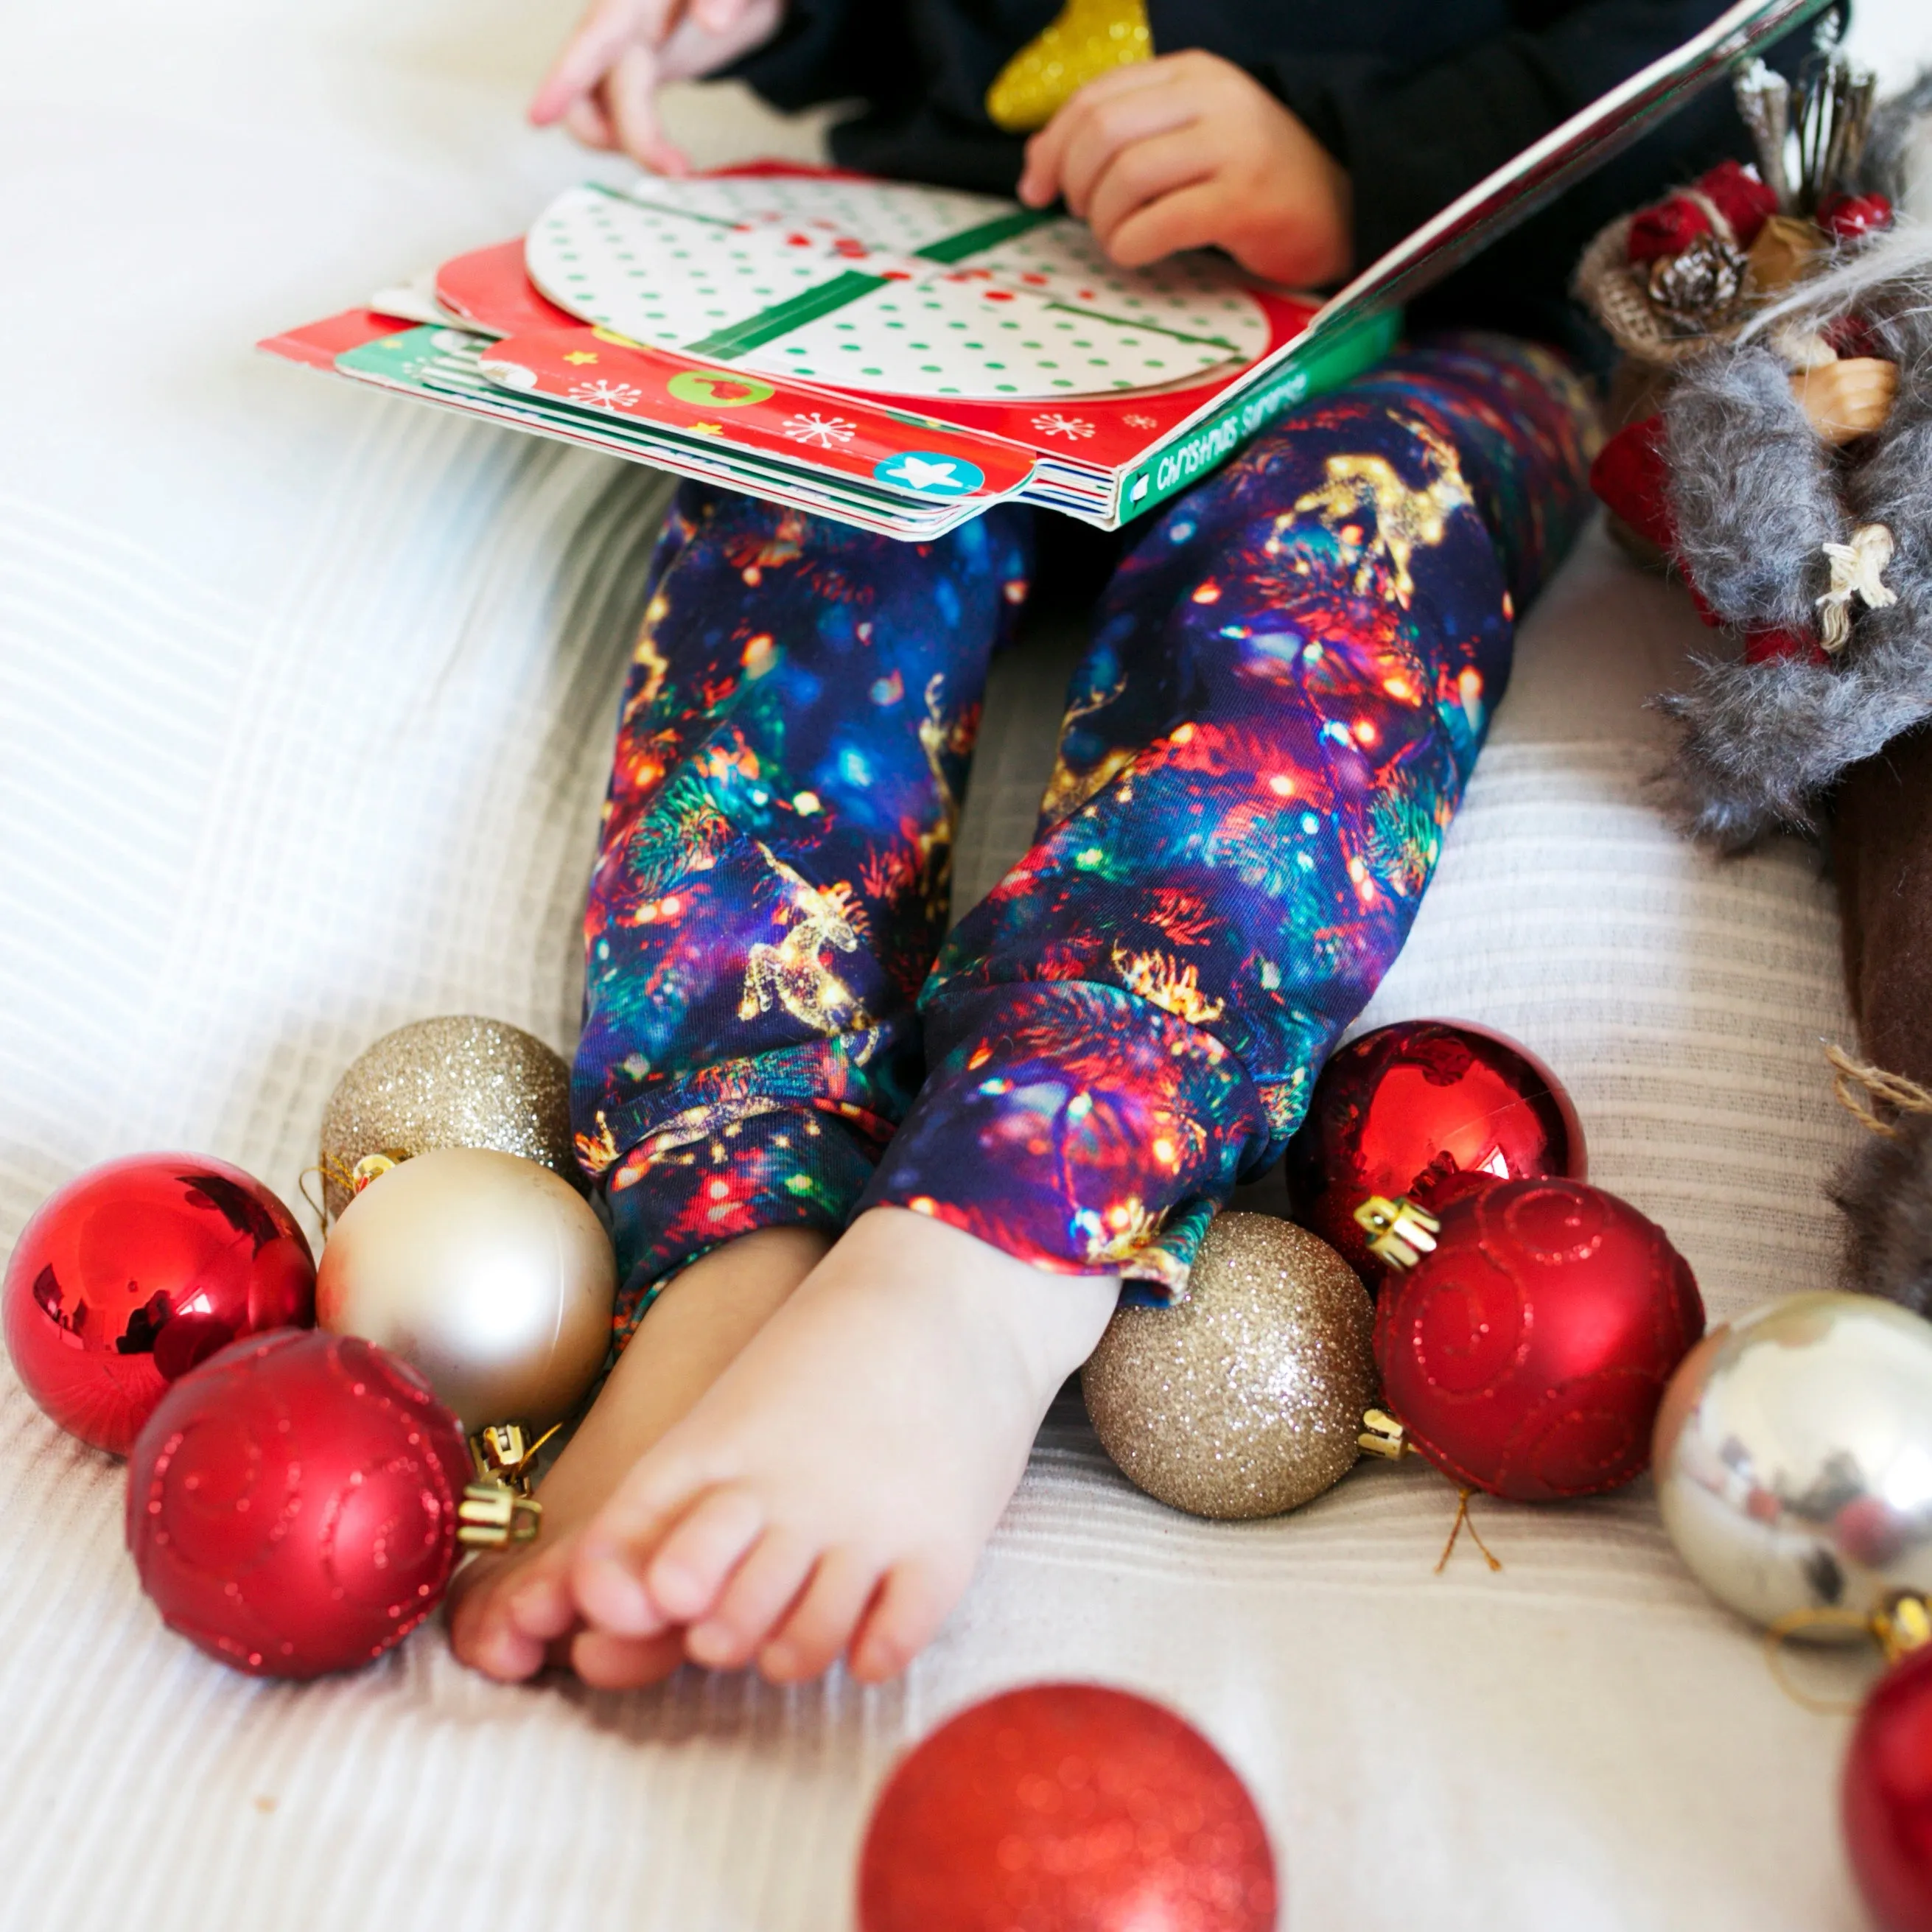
858, 1683, 1276, 1932
1845, 1639, 1932, 1932
1368, 1178, 1704, 1502
1284, 1019, 1585, 1284
126, 1329, 470, 1678
4, 1152, 316, 1455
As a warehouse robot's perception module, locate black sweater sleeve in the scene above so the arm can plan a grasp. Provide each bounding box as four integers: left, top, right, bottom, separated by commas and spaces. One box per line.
1224, 1, 1805, 271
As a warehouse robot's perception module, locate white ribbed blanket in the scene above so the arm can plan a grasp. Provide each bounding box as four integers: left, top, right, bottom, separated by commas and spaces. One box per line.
0, 5, 1914, 1926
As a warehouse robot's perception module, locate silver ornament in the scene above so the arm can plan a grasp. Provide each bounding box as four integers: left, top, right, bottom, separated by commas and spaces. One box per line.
1081, 1212, 1376, 1520
1653, 1291, 1932, 1638
320, 1015, 577, 1219
316, 1147, 615, 1430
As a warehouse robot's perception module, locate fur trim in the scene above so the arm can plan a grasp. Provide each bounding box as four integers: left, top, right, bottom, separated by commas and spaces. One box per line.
1834, 1112, 1932, 1316
1862, 68, 1932, 221
1653, 262, 1932, 847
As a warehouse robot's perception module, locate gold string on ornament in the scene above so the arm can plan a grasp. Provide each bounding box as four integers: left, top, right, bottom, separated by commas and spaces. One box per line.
1762, 1592, 1932, 1713
1825, 1043, 1932, 1140
1435, 1488, 1504, 1575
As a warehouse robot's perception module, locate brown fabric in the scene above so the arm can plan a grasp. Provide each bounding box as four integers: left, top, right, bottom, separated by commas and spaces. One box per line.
1833, 727, 1932, 1087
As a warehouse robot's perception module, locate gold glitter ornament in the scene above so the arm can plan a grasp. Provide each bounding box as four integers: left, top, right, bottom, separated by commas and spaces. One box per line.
319, 1015, 577, 1219
984, 0, 1152, 135
1081, 1211, 1376, 1519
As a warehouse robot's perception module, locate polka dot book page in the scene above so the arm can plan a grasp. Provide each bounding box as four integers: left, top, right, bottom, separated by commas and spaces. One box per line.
525, 178, 1270, 402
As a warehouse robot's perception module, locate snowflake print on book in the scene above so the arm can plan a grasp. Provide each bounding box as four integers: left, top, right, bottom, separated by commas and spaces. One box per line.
1032, 412, 1096, 441
569, 379, 643, 412
782, 412, 857, 448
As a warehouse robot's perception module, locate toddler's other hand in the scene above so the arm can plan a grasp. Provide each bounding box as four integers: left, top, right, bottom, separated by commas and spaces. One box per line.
1016, 51, 1351, 288
531, 0, 783, 175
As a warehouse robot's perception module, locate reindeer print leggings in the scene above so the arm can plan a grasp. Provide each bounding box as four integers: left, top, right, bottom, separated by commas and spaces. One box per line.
573, 333, 1597, 1336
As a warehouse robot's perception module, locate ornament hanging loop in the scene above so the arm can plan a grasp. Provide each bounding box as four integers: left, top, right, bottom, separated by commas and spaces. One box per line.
1354, 1195, 1441, 1270
1826, 1042, 1932, 1140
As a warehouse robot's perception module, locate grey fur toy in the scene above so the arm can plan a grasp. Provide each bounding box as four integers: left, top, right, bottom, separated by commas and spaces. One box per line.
1648, 77, 1932, 847
1834, 1110, 1932, 1318
1657, 239, 1932, 845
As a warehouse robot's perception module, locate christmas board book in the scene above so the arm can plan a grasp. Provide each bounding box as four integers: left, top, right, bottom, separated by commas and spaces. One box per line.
265, 0, 1827, 541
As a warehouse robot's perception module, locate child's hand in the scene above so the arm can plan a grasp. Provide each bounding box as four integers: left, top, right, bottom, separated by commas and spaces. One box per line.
531, 0, 784, 175
1016, 51, 1351, 288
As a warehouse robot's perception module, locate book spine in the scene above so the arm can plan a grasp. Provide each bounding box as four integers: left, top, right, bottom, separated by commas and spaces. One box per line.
1111, 307, 1402, 525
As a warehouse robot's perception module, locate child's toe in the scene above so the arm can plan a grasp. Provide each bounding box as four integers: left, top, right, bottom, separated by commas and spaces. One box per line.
643, 1484, 767, 1623
571, 1628, 688, 1690
501, 1539, 586, 1642
684, 1527, 816, 1668
848, 1557, 962, 1681
757, 1547, 882, 1682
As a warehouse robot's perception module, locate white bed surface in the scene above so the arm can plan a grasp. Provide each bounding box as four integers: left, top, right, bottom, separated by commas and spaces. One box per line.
0, 5, 1914, 1928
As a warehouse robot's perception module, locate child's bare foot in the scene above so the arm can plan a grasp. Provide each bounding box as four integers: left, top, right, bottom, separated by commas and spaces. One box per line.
446, 1225, 827, 1686
567, 1207, 1120, 1683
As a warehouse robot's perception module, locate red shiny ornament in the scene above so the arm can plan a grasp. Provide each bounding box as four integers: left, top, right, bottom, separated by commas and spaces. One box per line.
126, 1329, 469, 1678
1375, 1178, 1704, 1501
4, 1153, 316, 1455
1285, 1020, 1585, 1284
1846, 1643, 1932, 1932
858, 1684, 1276, 1932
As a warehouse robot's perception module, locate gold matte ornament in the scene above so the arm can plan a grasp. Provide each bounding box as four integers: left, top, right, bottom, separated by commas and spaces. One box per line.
1081, 1211, 1376, 1519
319, 1014, 576, 1219
316, 1147, 615, 1431
984, 0, 1152, 134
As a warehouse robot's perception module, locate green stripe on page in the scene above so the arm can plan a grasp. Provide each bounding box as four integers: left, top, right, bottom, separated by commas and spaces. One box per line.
911, 206, 1057, 263
683, 270, 892, 356
679, 206, 1054, 357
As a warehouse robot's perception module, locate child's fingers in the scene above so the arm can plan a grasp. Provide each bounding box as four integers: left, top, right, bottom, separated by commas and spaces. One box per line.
1018, 56, 1197, 209
531, 0, 677, 127
1084, 127, 1214, 247
604, 41, 693, 174
564, 93, 618, 151
1053, 81, 1200, 219
1099, 178, 1226, 269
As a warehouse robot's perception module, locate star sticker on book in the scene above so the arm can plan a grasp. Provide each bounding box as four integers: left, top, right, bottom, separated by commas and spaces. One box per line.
873, 451, 985, 497
564, 350, 599, 365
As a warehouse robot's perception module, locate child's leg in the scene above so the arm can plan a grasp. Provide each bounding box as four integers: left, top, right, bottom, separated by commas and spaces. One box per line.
449, 484, 1032, 1682
558, 336, 1597, 1684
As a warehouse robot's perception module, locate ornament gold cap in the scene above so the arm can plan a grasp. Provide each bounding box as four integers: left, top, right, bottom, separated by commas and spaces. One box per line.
458, 1485, 542, 1549
1357, 1408, 1413, 1460
1354, 1195, 1441, 1270
456, 1421, 559, 1550
1876, 1592, 1932, 1665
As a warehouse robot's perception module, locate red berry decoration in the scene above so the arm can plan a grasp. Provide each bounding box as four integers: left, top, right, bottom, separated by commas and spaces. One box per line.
127, 1329, 470, 1678
1285, 1019, 1585, 1284
4, 1153, 316, 1455
1373, 1178, 1703, 1501
1693, 159, 1779, 248
858, 1683, 1276, 1932
1820, 190, 1894, 242
1625, 194, 1712, 264
1845, 1642, 1932, 1932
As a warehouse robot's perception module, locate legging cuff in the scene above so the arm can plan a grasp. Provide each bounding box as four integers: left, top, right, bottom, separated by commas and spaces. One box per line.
857, 981, 1264, 1301
603, 1102, 883, 1340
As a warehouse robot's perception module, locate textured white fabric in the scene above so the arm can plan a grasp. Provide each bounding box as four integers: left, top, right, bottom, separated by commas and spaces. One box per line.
0, 6, 1918, 1928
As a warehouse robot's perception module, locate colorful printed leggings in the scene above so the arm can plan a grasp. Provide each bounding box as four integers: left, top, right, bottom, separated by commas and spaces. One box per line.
573, 334, 1596, 1334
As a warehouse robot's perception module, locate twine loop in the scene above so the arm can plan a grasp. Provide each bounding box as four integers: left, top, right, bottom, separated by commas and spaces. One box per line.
1825, 1042, 1932, 1139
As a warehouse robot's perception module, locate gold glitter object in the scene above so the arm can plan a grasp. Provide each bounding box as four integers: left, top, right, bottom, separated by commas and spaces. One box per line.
984, 0, 1152, 135
319, 1015, 576, 1219
1081, 1211, 1376, 1520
